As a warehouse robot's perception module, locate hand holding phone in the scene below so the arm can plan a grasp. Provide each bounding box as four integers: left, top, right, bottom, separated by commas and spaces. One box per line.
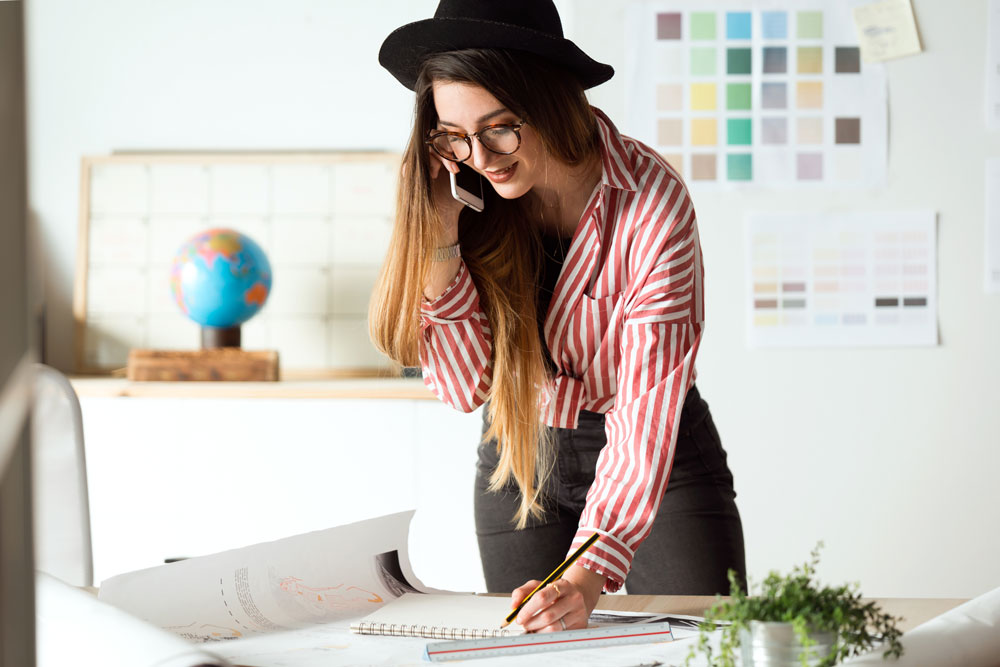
449, 163, 485, 212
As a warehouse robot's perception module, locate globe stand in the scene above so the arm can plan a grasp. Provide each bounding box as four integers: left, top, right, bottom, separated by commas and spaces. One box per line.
127, 325, 279, 382
125, 347, 279, 381
201, 326, 241, 349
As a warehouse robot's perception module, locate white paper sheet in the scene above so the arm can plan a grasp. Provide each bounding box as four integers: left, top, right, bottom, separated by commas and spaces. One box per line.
624, 0, 888, 189
85, 510, 718, 666
985, 159, 1000, 292
210, 619, 712, 667
36, 572, 229, 667
99, 511, 429, 642
208, 602, 712, 665
746, 211, 938, 347
842, 585, 1000, 666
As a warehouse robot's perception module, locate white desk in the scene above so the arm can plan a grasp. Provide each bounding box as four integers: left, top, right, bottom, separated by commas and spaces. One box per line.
593, 594, 967, 634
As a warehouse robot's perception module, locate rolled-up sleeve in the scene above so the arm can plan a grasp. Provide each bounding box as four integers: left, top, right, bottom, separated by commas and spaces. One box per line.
419, 262, 493, 413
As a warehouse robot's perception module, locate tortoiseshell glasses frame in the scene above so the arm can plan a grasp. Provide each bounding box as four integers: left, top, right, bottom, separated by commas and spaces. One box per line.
425, 121, 526, 163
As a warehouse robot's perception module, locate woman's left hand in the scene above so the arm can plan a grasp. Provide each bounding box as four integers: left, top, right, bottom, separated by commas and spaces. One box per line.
510, 565, 607, 632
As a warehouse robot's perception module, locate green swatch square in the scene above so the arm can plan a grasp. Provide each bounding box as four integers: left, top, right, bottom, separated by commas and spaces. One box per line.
797, 11, 823, 38
727, 118, 752, 145
727, 154, 753, 181
690, 47, 716, 75
726, 83, 752, 110
727, 48, 752, 74
690, 12, 716, 39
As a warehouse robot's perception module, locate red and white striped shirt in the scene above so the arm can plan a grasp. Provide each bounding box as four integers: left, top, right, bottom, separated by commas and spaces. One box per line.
419, 109, 704, 592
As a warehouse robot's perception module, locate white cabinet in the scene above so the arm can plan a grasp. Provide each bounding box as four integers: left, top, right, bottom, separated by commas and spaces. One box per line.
77, 383, 487, 593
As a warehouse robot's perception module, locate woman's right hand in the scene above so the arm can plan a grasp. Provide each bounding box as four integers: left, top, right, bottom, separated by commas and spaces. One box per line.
428, 153, 464, 244
421, 153, 466, 301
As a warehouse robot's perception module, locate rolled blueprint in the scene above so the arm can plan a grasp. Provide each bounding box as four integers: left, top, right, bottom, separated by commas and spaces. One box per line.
843, 585, 1000, 666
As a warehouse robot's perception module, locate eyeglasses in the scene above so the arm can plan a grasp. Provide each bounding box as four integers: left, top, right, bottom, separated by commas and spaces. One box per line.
425, 121, 526, 163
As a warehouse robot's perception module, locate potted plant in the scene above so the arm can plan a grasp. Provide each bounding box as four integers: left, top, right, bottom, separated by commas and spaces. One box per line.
686, 544, 904, 667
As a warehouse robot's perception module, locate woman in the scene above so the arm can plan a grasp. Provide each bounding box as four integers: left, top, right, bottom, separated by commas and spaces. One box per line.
372, 0, 745, 632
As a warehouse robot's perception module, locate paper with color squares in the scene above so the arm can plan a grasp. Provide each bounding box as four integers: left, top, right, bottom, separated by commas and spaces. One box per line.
985, 159, 1000, 293
745, 211, 937, 348
624, 1, 887, 189
987, 0, 1000, 131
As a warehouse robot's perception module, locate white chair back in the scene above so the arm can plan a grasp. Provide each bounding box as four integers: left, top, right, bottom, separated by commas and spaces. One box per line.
31, 364, 93, 587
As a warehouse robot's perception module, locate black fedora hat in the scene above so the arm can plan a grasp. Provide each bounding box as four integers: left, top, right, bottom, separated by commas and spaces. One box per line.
378, 0, 614, 91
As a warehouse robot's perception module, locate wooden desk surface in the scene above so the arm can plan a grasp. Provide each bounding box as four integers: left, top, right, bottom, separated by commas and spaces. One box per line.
591, 595, 967, 633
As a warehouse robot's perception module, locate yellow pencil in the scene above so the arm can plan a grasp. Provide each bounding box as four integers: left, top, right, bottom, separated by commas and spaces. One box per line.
500, 531, 602, 628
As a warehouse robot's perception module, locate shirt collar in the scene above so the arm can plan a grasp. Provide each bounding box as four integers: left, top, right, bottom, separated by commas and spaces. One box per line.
592, 107, 639, 193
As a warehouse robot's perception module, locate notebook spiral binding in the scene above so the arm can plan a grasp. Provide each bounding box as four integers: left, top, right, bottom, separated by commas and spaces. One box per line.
351, 622, 512, 639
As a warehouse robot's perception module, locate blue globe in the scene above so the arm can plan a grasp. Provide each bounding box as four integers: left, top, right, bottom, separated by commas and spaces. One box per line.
169, 228, 272, 328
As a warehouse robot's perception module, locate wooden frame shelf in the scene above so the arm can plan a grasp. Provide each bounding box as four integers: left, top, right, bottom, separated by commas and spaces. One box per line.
69, 377, 435, 400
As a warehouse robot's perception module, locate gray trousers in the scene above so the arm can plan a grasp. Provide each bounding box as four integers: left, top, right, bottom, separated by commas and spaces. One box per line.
473, 385, 746, 595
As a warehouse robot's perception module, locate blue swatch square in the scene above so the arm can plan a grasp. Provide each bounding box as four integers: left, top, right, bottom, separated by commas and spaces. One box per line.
726, 12, 752, 40
762, 11, 787, 39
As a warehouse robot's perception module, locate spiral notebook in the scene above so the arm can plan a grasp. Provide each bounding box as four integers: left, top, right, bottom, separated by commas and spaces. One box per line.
349, 593, 526, 639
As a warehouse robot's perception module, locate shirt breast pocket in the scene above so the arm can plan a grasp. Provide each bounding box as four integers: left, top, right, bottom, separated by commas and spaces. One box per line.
567, 291, 623, 359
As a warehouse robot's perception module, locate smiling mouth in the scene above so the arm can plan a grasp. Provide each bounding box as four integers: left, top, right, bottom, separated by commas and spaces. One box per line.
484, 162, 518, 183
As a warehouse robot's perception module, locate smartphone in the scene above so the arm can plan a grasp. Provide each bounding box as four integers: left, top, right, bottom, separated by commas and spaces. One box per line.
449, 163, 485, 212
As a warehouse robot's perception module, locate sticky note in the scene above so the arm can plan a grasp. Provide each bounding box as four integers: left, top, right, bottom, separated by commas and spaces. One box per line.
852, 0, 922, 61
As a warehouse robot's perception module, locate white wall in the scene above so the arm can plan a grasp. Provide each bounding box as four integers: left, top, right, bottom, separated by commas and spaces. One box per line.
28, 1, 1000, 598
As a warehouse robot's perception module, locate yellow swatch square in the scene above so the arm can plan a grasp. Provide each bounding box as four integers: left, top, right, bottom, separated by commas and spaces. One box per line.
797, 47, 823, 74
797, 81, 824, 108
754, 313, 780, 327
690, 83, 717, 111
691, 118, 718, 145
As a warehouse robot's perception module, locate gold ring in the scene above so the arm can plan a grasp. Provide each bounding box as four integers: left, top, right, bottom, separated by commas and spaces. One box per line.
551, 583, 561, 597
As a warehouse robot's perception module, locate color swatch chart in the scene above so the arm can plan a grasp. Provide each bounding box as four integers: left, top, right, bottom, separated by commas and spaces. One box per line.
745, 212, 937, 348
624, 1, 887, 188
986, 158, 1000, 293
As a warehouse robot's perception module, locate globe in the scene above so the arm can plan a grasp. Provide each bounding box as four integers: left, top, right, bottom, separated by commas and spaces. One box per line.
169, 228, 272, 329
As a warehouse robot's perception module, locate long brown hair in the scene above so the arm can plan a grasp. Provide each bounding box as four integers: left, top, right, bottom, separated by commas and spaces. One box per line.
370, 49, 600, 528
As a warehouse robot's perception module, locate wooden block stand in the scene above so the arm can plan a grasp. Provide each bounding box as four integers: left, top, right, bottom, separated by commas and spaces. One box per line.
127, 349, 279, 382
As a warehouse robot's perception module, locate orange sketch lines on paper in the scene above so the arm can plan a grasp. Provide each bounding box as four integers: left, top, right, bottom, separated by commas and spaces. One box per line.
164, 621, 243, 641
277, 577, 383, 608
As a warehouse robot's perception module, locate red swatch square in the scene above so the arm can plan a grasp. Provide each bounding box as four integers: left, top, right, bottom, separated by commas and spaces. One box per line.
657, 13, 682, 40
